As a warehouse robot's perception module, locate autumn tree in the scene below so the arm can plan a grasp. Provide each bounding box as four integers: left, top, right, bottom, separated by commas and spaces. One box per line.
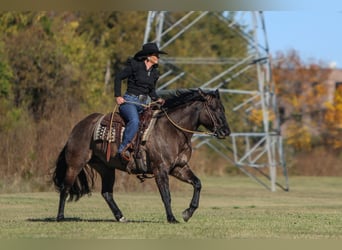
324, 84, 342, 150
272, 50, 331, 150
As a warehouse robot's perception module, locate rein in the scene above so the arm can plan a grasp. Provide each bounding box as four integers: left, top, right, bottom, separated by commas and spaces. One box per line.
124, 100, 160, 108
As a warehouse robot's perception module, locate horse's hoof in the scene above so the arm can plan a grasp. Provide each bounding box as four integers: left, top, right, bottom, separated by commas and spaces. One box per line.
182, 209, 192, 222
56, 215, 64, 222
168, 217, 179, 224
118, 216, 127, 223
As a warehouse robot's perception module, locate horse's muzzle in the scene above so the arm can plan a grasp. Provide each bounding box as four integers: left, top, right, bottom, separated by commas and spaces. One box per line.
215, 127, 231, 139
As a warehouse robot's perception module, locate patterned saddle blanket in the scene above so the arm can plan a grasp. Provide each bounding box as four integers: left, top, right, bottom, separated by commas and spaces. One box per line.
93, 110, 159, 145
93, 112, 123, 143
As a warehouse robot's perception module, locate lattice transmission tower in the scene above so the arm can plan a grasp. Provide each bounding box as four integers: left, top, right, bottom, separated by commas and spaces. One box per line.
144, 11, 289, 191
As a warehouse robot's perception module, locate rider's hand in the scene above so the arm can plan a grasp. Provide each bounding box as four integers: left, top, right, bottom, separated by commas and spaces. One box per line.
156, 98, 165, 105
116, 96, 125, 105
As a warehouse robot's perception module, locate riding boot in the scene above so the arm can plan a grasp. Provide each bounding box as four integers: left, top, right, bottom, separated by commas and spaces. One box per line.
117, 150, 135, 174
120, 150, 131, 162
114, 152, 129, 167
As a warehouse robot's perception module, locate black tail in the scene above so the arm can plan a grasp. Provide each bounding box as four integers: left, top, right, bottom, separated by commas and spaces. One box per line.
52, 145, 95, 201
52, 145, 67, 192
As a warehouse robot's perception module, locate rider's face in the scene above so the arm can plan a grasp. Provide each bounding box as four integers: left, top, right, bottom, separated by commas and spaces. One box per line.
149, 54, 159, 64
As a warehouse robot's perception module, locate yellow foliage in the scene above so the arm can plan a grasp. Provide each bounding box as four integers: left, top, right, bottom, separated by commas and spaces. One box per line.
324, 87, 342, 128
249, 109, 264, 126
323, 86, 342, 149
285, 123, 312, 151
70, 21, 79, 29
314, 84, 326, 96
248, 109, 276, 127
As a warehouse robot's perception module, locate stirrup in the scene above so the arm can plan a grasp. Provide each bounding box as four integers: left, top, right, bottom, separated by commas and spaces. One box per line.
135, 157, 147, 172
126, 160, 135, 174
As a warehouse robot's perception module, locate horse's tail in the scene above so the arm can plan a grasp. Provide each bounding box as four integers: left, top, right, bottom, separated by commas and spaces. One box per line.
52, 144, 95, 201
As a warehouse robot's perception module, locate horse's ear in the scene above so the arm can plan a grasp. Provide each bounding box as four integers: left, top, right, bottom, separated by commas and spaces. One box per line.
215, 89, 220, 99
197, 88, 207, 101
198, 88, 206, 97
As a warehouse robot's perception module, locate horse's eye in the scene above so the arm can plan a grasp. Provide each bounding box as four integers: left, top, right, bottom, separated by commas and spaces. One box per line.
209, 101, 218, 110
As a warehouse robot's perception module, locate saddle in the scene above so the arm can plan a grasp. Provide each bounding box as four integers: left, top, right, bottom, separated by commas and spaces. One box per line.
93, 107, 157, 172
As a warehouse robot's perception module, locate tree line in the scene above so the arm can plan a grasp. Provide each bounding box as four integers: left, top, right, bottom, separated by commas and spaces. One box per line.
0, 11, 340, 192
0, 11, 253, 191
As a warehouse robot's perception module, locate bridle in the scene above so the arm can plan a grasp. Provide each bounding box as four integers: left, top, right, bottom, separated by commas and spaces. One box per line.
162, 99, 220, 137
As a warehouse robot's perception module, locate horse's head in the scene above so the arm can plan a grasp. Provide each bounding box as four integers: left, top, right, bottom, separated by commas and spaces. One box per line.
198, 89, 231, 139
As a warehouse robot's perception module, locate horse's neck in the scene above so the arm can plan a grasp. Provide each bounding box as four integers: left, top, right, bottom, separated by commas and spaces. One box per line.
167, 102, 201, 132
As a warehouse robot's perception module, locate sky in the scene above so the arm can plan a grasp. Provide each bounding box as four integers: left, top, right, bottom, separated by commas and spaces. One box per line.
263, 11, 342, 68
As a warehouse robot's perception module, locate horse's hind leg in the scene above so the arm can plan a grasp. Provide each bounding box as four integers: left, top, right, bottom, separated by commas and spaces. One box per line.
170, 164, 202, 222
57, 189, 68, 221
56, 167, 80, 221
55, 150, 92, 221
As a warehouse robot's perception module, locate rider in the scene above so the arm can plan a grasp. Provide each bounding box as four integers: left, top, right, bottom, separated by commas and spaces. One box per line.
114, 42, 166, 162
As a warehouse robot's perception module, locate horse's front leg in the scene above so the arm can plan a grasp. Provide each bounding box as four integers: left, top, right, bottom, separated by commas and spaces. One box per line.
102, 192, 126, 222
154, 167, 178, 223
170, 164, 201, 222
90, 161, 126, 222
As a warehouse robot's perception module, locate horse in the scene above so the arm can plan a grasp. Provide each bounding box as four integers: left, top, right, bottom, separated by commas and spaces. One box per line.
52, 88, 231, 223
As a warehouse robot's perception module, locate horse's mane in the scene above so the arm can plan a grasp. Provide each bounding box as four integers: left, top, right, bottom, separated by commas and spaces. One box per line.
157, 88, 207, 110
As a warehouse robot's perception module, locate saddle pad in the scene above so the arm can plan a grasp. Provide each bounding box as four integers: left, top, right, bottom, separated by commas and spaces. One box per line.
93, 115, 123, 142
93, 110, 160, 143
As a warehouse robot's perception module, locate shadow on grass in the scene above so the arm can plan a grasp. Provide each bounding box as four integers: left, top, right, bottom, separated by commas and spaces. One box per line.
27, 217, 160, 223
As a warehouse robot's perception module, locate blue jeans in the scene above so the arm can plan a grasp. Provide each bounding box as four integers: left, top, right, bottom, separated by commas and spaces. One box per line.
118, 93, 146, 153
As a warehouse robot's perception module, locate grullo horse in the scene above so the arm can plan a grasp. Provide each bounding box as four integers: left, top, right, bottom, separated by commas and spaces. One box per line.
52, 88, 230, 223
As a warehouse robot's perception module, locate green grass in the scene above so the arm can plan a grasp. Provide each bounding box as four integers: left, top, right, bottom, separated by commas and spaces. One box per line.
1, 176, 342, 239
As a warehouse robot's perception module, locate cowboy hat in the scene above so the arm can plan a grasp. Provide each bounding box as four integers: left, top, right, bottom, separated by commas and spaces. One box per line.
134, 42, 167, 58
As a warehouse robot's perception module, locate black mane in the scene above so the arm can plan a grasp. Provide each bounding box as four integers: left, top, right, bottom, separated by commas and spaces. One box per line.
157, 88, 208, 110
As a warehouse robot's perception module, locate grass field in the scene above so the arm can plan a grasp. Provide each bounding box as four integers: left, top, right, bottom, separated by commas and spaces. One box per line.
1, 176, 342, 239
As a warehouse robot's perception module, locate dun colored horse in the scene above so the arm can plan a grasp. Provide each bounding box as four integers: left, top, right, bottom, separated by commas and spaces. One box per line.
52, 88, 230, 223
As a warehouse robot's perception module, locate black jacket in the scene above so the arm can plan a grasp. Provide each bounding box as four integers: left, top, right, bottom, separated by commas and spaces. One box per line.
114, 58, 160, 101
